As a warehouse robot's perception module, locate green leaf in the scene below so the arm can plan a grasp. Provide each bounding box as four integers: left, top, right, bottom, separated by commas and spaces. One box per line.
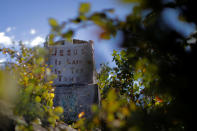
48, 18, 58, 27
120, 50, 126, 56
62, 30, 74, 40
91, 14, 106, 27
54, 106, 64, 114
79, 15, 87, 21
35, 96, 41, 103
79, 3, 90, 14
48, 34, 55, 45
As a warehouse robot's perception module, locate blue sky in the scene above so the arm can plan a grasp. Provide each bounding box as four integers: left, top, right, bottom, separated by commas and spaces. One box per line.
0, 0, 196, 68
0, 0, 133, 68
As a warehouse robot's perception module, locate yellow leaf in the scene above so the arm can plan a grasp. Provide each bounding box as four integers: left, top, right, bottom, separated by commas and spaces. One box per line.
78, 112, 85, 118
35, 96, 41, 103
49, 99, 53, 107
50, 93, 55, 98
93, 117, 100, 125
143, 68, 146, 73
122, 107, 130, 116
49, 18, 58, 27
107, 114, 114, 122
24, 76, 29, 82
130, 102, 136, 111
54, 106, 64, 114
79, 3, 90, 14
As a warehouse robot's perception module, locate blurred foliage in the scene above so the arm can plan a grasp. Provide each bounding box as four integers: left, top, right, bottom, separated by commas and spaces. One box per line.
0, 0, 196, 130
74, 50, 174, 131
0, 43, 64, 130
50, 0, 196, 130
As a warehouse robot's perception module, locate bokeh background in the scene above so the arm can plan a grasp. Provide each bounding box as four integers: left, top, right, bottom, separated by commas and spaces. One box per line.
1, 0, 195, 68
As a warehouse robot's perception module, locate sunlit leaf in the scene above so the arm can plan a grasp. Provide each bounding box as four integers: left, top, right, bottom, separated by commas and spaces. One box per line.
48, 33, 55, 45
48, 18, 58, 27
35, 96, 41, 103
50, 93, 55, 98
78, 112, 85, 118
54, 106, 64, 114
79, 3, 90, 14
62, 30, 74, 40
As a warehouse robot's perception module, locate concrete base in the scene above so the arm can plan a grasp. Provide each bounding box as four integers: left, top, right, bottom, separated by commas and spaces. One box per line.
53, 84, 99, 122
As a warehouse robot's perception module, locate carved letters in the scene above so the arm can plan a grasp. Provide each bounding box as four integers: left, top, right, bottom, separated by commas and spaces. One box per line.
51, 48, 86, 57
50, 40, 98, 122
49, 43, 93, 85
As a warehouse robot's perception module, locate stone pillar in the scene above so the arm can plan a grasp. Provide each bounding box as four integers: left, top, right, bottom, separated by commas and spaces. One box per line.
48, 39, 99, 122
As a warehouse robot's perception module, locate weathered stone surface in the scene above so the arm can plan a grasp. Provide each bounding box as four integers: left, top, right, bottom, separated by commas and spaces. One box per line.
47, 39, 99, 122
53, 84, 99, 121
48, 40, 95, 85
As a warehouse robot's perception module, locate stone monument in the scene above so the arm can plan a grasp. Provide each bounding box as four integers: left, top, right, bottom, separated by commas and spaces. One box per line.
46, 39, 99, 122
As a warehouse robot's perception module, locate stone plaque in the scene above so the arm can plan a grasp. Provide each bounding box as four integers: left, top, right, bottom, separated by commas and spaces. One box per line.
47, 39, 99, 122
48, 40, 95, 85
53, 84, 99, 121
